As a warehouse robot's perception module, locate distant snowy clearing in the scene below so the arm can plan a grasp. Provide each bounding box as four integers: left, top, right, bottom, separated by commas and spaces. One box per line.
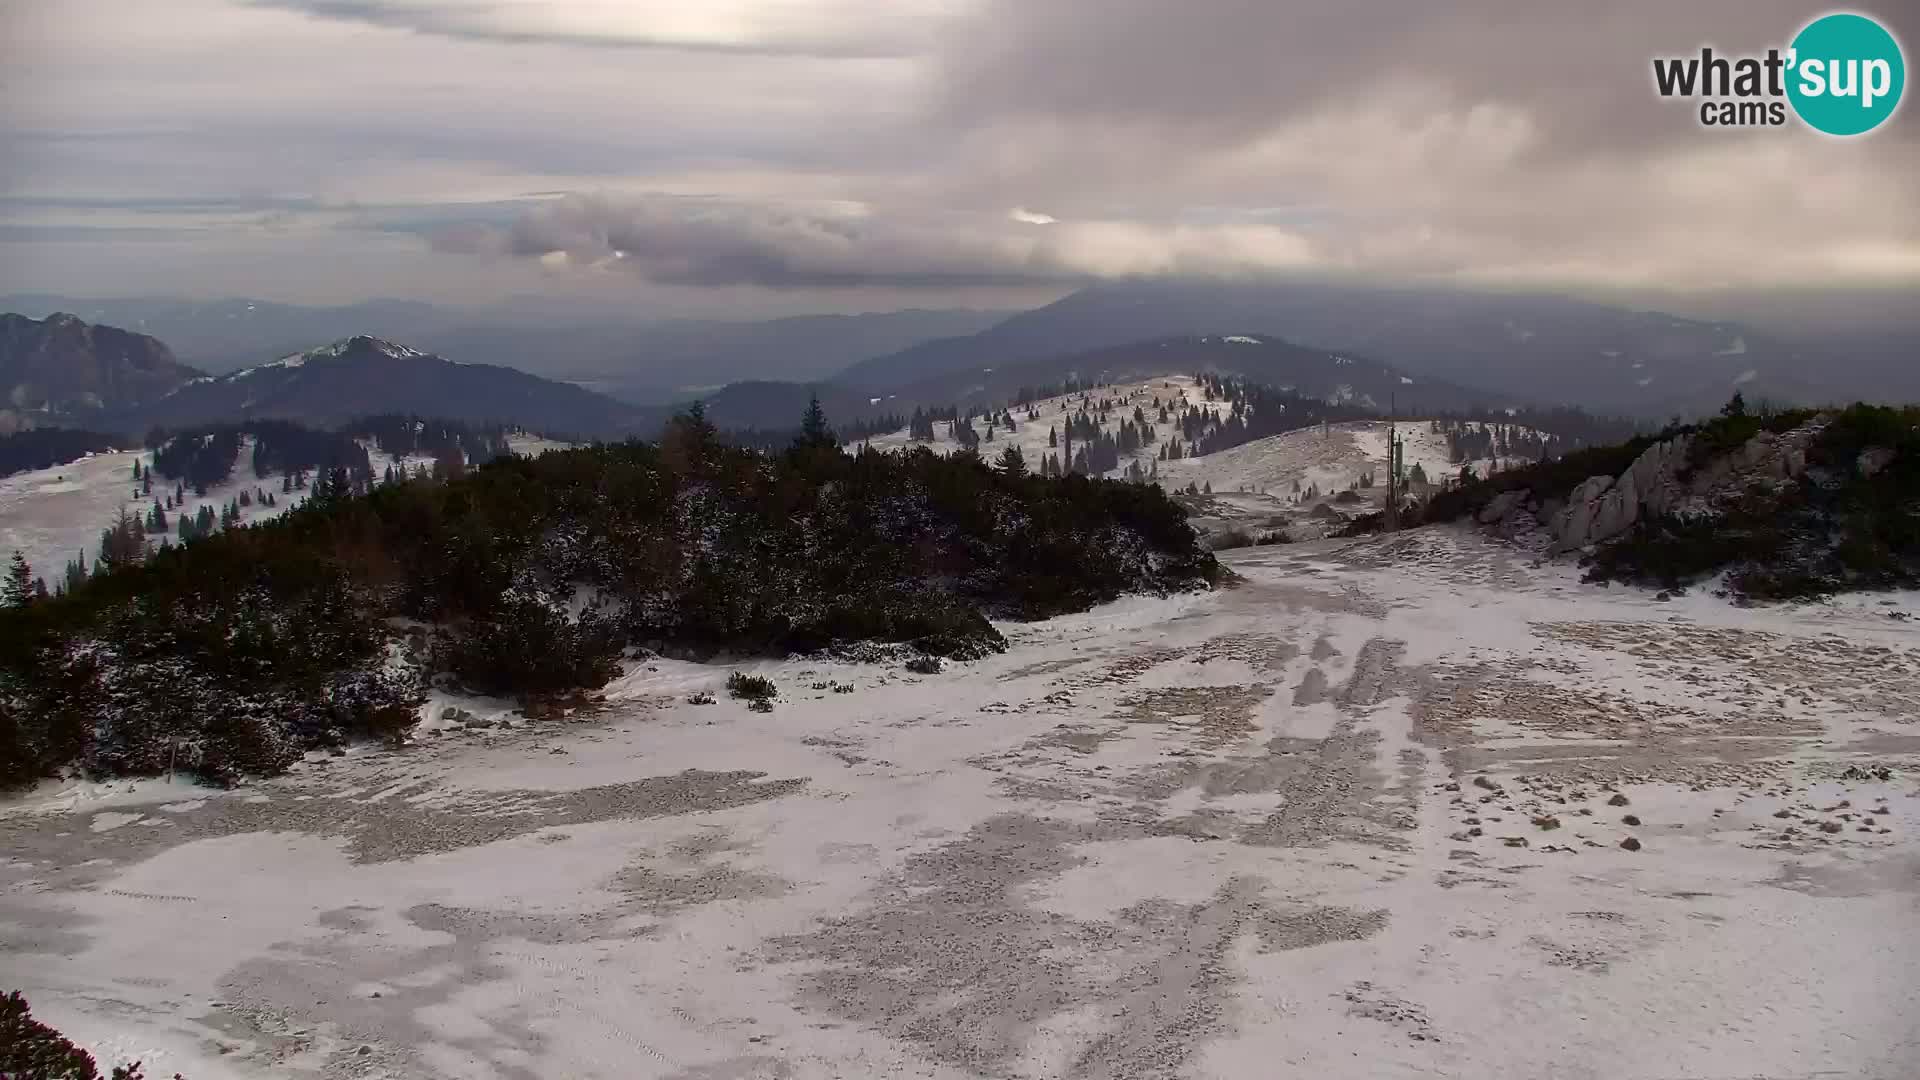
0, 433, 575, 589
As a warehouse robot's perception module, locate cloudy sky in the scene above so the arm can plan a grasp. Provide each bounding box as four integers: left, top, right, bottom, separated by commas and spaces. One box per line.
1, 0, 1916, 316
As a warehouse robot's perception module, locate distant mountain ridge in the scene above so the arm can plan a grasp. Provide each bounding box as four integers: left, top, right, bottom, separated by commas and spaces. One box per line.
650, 332, 1507, 436
834, 280, 1859, 417
882, 333, 1503, 415
0, 312, 204, 431
0, 294, 1009, 397
123, 334, 645, 438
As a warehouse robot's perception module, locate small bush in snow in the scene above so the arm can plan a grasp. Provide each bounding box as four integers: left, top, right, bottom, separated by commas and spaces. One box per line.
688, 691, 716, 705
904, 655, 943, 675
726, 672, 776, 704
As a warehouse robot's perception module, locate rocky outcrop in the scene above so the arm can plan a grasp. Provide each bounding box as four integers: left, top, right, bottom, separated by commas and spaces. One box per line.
1478, 423, 1822, 555
1547, 434, 1696, 553
1476, 488, 1530, 525
1549, 475, 1615, 552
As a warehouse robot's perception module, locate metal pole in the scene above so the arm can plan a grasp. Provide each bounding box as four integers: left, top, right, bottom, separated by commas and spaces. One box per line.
1386, 394, 1397, 532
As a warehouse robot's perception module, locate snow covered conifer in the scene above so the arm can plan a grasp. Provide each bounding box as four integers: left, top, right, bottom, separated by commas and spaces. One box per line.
3, 551, 33, 608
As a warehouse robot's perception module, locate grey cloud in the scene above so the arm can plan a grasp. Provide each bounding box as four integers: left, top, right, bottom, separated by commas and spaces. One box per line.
0, 194, 331, 214
433, 194, 1084, 287
248, 0, 947, 58
895, 0, 1920, 289
0, 224, 196, 242
934, 0, 1914, 156
12, 0, 1920, 300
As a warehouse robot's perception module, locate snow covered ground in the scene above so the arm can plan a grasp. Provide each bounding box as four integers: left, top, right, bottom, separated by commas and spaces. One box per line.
504, 433, 576, 458
1158, 419, 1519, 540
0, 442, 309, 587
4, 526, 1916, 1079
858, 374, 1229, 477
852, 372, 1518, 542
1, 436, 575, 589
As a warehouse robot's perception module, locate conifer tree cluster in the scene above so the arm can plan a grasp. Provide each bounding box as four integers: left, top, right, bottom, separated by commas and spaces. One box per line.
0, 400, 1217, 789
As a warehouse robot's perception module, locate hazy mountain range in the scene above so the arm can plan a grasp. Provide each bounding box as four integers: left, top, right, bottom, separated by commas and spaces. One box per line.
834, 280, 1887, 416
0, 294, 1007, 403
4, 280, 1916, 442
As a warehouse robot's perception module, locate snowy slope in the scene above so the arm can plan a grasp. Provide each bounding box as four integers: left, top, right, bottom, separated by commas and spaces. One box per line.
1, 436, 577, 589
505, 433, 577, 458
1159, 419, 1514, 501
857, 373, 1229, 477
5, 527, 1916, 1078
852, 370, 1525, 540
0, 442, 309, 586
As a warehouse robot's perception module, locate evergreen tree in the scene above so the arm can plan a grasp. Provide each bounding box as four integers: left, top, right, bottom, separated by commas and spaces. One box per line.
4, 551, 33, 608
1722, 391, 1748, 418
96, 507, 148, 571
660, 395, 721, 463
797, 393, 835, 449
996, 444, 1028, 478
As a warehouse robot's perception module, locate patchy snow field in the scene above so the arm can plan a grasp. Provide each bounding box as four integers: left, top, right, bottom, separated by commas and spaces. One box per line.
1160, 419, 1501, 502
4, 527, 1918, 1079
852, 370, 1520, 542
1, 436, 574, 588
858, 374, 1228, 477
852, 371, 1508, 502
0, 442, 309, 586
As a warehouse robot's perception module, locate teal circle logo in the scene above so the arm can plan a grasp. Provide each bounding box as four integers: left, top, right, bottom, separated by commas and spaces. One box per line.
1787, 12, 1905, 135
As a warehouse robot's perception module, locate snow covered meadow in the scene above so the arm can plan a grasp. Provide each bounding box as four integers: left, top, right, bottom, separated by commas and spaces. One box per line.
854, 373, 1527, 545
0, 433, 571, 591
3, 526, 1915, 1078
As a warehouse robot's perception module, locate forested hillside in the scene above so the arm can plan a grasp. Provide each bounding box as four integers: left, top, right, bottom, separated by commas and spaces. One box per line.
0, 407, 1216, 787
0, 428, 125, 478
